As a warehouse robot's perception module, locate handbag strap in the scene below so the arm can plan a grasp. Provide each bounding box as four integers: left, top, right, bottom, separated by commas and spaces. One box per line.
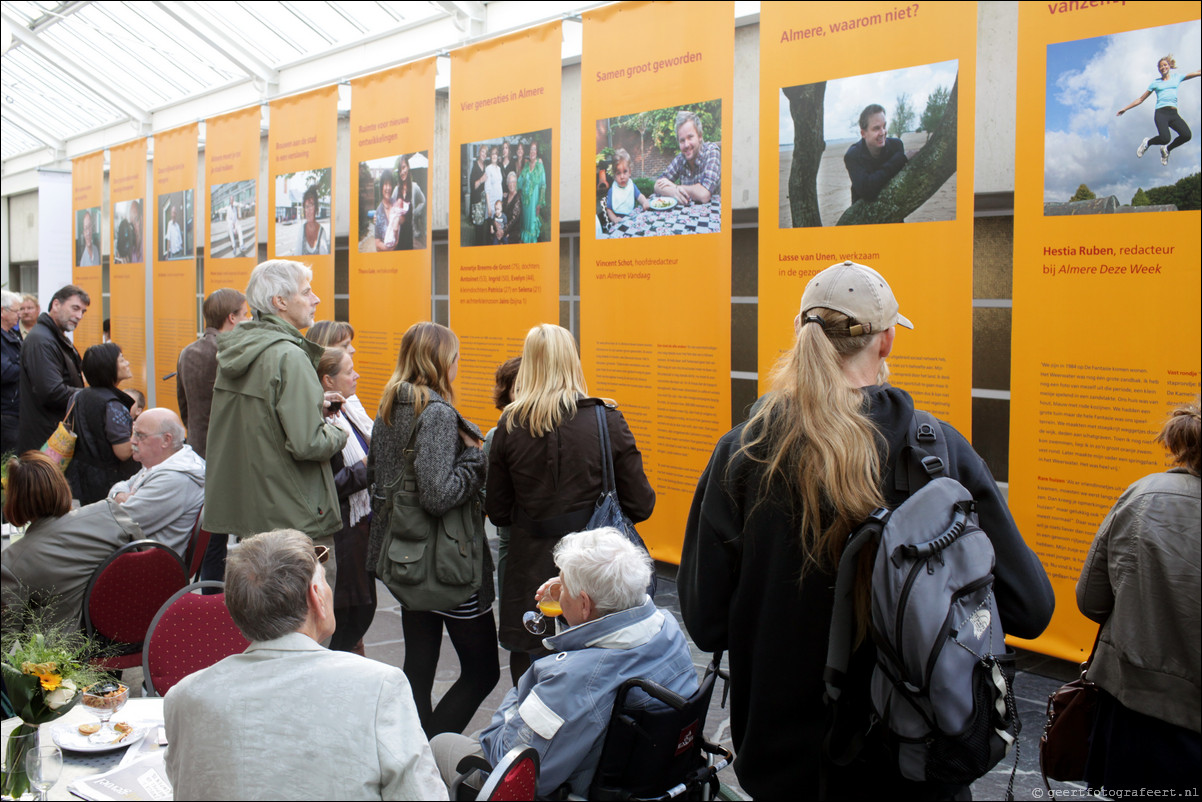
63, 392, 80, 433
594, 403, 617, 494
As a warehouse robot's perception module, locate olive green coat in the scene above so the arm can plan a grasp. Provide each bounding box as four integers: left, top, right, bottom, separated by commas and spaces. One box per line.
203, 314, 347, 538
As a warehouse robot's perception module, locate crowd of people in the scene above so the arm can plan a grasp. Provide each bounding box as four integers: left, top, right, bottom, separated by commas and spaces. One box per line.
467, 139, 546, 246
1, 260, 1198, 800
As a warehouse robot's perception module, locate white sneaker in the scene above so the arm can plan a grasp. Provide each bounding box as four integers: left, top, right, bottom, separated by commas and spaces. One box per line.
1160, 146, 1169, 165
1137, 138, 1150, 158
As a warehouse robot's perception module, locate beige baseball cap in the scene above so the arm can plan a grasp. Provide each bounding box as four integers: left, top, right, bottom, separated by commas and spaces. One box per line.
799, 261, 913, 334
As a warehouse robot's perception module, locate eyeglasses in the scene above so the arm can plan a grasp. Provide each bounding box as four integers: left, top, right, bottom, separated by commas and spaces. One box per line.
314, 545, 330, 564
130, 430, 164, 441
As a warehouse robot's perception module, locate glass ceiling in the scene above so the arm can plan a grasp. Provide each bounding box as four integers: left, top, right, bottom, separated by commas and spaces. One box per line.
1, 0, 453, 163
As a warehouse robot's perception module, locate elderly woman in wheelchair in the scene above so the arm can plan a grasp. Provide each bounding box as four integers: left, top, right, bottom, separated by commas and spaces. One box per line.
430, 527, 698, 797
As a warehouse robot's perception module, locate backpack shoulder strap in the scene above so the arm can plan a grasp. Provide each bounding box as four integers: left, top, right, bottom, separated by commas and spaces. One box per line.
896, 409, 949, 495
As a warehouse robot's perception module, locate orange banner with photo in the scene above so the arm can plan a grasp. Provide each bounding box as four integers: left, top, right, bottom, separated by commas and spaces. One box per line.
758, 1, 976, 434
580, 1, 733, 563
205, 105, 260, 296
1010, 1, 1201, 662
349, 58, 436, 416
71, 150, 104, 352
109, 138, 148, 398
268, 86, 337, 317
449, 23, 561, 430
152, 123, 199, 414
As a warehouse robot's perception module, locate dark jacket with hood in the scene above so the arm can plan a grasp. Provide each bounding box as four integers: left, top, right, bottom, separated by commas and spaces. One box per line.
18, 312, 83, 453
679, 384, 1054, 799
203, 313, 346, 538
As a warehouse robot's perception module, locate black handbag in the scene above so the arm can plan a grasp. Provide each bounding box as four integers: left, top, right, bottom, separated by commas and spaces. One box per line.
586, 403, 657, 598
1040, 624, 1103, 787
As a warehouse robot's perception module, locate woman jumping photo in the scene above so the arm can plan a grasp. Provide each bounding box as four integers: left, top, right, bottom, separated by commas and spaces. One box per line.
1117, 54, 1200, 166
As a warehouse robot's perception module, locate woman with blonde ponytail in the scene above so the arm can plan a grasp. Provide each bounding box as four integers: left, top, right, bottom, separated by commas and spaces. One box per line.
680, 262, 1053, 799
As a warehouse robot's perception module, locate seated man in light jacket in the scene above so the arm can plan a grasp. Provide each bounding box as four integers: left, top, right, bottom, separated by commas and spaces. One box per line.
107, 408, 204, 557
429, 527, 698, 797
164, 528, 446, 801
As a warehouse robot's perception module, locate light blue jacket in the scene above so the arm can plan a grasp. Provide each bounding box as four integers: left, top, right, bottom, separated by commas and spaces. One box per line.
479, 598, 698, 796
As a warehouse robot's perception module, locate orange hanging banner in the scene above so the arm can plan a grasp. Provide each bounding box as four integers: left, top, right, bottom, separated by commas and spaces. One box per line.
205, 105, 260, 296
71, 150, 104, 352
349, 58, 436, 416
109, 138, 148, 398
449, 23, 561, 430
1010, 2, 1201, 662
268, 86, 337, 320
152, 123, 199, 414
580, 1, 733, 563
759, 1, 977, 434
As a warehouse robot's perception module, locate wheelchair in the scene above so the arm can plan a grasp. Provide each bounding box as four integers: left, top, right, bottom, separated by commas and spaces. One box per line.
454, 653, 735, 801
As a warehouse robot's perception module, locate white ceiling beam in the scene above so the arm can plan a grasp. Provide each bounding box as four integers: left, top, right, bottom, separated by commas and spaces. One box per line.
1, 7, 151, 126
152, 1, 279, 91
433, 1, 486, 35
2, 107, 66, 155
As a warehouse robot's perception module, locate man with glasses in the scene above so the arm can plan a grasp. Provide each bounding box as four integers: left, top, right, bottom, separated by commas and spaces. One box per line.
165, 529, 445, 801
107, 408, 205, 557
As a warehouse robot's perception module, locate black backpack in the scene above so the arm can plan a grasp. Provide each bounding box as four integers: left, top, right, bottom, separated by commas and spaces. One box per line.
823, 411, 1020, 795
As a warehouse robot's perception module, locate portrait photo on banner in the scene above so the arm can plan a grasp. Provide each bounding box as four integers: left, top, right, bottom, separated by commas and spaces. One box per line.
356, 151, 429, 253
157, 190, 195, 261
1044, 19, 1200, 216
459, 128, 552, 247
113, 199, 144, 264
274, 168, 332, 257
210, 179, 256, 259
594, 100, 723, 240
75, 206, 101, 267
778, 60, 959, 228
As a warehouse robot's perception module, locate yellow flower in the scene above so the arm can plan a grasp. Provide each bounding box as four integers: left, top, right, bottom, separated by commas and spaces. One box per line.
20, 661, 58, 677
38, 672, 63, 691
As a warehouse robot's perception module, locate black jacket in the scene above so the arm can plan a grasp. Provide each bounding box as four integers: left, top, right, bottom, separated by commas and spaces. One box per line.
679, 384, 1054, 799
844, 137, 907, 203
1, 326, 20, 421
18, 313, 83, 453
64, 386, 137, 505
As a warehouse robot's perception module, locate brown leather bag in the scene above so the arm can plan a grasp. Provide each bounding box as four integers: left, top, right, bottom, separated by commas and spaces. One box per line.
1039, 626, 1102, 787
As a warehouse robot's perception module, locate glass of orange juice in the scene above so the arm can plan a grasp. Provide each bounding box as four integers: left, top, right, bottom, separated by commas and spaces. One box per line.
522, 579, 563, 635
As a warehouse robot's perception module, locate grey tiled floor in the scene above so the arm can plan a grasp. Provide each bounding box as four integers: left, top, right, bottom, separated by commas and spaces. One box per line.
360, 528, 1087, 800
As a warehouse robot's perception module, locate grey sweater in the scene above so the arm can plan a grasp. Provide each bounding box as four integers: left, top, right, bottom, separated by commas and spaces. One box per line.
366, 384, 487, 572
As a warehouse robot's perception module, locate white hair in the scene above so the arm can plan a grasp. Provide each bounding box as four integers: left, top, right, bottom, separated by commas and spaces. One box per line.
1, 290, 20, 310
554, 527, 651, 616
245, 260, 311, 316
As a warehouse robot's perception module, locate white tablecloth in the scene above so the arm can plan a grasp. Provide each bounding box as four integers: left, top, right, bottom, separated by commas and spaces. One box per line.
2, 697, 165, 800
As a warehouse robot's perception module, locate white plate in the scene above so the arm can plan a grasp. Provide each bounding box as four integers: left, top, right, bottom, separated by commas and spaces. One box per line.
51, 719, 150, 753
649, 197, 677, 211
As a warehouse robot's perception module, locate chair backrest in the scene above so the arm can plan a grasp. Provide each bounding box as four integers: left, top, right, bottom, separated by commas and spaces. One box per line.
142, 581, 249, 696
588, 654, 726, 801
478, 745, 540, 802
84, 539, 189, 651
183, 506, 210, 581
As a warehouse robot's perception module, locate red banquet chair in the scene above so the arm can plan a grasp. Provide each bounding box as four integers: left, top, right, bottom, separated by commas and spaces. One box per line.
182, 506, 210, 582
453, 745, 540, 802
142, 581, 249, 697
84, 539, 189, 672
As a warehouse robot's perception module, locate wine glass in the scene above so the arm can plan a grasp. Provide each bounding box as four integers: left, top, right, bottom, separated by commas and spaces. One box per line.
522, 579, 563, 635
81, 681, 129, 743
25, 745, 62, 802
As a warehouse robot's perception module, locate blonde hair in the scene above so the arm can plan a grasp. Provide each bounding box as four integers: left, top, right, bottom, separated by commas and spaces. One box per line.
505, 324, 588, 437
614, 148, 632, 169
378, 322, 458, 424
739, 307, 887, 572
1159, 54, 1177, 70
